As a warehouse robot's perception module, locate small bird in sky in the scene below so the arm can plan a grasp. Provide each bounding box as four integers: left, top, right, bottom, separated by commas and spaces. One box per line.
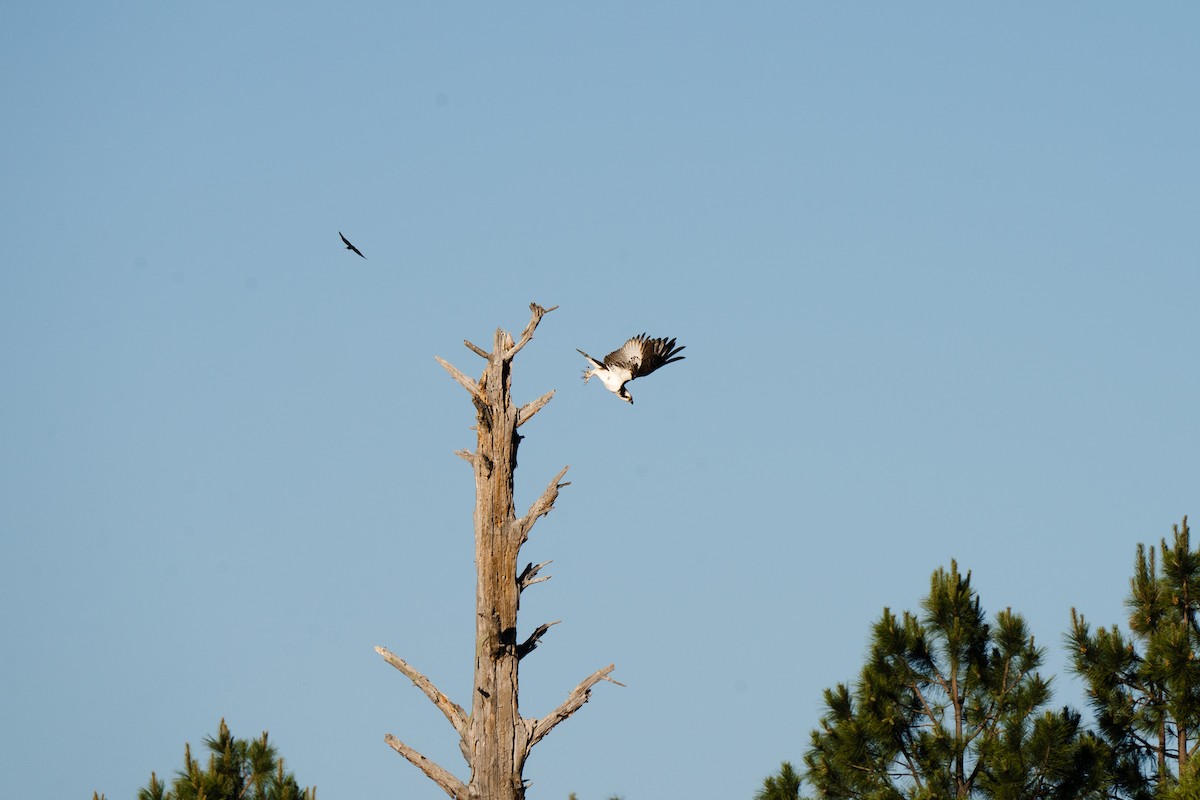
577, 334, 685, 404
339, 232, 366, 259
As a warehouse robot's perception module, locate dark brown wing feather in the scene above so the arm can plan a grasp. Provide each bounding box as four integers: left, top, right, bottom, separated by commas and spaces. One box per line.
604, 334, 685, 379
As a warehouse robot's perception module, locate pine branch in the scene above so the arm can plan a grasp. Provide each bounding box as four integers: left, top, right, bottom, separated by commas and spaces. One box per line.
527, 664, 623, 751
376, 646, 468, 737
383, 734, 468, 800
896, 749, 923, 792
454, 449, 477, 467
517, 389, 555, 428
906, 679, 943, 739
514, 466, 570, 543
463, 339, 490, 359
517, 620, 561, 659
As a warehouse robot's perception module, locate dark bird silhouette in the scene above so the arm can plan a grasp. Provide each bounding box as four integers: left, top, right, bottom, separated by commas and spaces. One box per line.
339, 232, 366, 259
577, 334, 685, 404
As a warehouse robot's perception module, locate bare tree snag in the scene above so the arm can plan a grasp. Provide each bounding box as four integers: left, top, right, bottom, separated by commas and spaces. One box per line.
379, 303, 618, 800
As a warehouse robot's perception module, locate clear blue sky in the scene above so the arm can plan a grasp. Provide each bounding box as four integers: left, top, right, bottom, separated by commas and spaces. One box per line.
3, 4, 1198, 799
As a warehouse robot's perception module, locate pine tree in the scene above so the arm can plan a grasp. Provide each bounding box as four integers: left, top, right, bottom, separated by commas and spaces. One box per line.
803, 561, 1106, 799
130, 719, 315, 800
1068, 516, 1199, 799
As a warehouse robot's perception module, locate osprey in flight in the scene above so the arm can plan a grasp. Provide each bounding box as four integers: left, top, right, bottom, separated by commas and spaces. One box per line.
339, 231, 366, 259
577, 334, 685, 404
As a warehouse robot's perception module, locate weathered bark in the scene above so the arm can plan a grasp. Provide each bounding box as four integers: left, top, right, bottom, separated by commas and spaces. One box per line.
379, 303, 619, 800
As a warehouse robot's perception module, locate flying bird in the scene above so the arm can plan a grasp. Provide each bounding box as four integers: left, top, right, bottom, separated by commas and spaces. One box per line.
577, 334, 685, 404
339, 231, 366, 259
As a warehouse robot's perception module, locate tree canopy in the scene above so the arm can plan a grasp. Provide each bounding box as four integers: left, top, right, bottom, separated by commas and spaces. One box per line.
803, 561, 1107, 799
1069, 516, 1200, 799
755, 761, 802, 800
132, 719, 314, 800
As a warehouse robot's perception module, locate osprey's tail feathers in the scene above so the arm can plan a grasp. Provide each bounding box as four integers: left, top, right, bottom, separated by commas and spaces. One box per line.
577, 348, 600, 382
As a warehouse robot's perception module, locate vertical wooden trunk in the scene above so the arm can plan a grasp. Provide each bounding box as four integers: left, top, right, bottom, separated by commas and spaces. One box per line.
377, 304, 615, 800
468, 329, 528, 800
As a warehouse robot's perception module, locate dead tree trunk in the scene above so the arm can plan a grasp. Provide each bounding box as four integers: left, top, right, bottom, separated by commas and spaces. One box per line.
377, 302, 620, 800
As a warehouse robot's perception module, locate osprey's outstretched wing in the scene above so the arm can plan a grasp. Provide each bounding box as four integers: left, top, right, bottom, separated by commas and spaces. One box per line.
578, 333, 684, 404
339, 231, 367, 259
604, 334, 686, 380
